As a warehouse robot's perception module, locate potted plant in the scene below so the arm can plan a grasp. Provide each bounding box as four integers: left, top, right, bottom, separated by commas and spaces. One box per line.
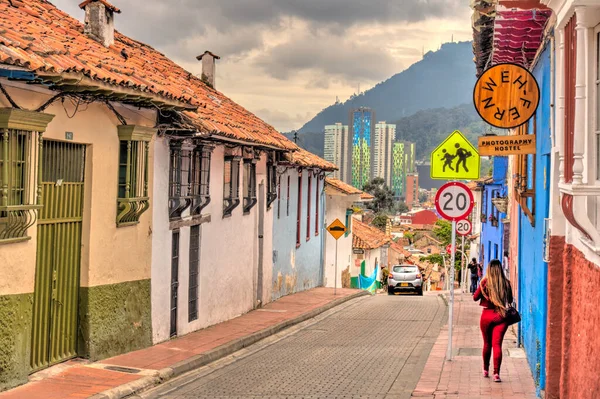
481, 213, 487, 223
489, 214, 499, 227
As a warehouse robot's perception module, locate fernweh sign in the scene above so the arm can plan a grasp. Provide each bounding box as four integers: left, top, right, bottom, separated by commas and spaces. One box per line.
473, 63, 540, 129
435, 182, 474, 222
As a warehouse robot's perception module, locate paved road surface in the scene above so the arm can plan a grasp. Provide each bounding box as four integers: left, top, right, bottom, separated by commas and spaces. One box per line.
140, 294, 446, 399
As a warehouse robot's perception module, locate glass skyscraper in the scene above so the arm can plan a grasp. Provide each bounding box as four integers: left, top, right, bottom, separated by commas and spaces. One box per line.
349, 107, 374, 189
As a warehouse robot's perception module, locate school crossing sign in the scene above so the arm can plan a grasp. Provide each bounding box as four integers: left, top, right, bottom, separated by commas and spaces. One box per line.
430, 130, 480, 180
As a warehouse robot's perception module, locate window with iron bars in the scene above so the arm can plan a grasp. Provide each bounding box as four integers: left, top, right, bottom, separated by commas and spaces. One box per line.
243, 159, 257, 213
0, 129, 40, 243
267, 162, 277, 209
223, 156, 241, 217
116, 126, 153, 227
169, 142, 211, 220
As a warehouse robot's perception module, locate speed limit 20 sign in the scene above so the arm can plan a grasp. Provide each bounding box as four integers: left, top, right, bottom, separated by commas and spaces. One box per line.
435, 182, 474, 221
456, 219, 472, 236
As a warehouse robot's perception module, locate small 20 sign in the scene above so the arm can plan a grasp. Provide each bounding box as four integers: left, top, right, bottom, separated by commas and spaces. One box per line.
435, 182, 474, 222
456, 219, 472, 236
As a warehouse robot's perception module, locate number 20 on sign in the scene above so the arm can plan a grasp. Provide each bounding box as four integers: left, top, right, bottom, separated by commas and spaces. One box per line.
435, 182, 474, 222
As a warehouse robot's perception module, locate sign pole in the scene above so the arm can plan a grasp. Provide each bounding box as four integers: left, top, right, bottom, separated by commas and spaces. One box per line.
334, 239, 338, 296
447, 220, 456, 361
461, 235, 466, 293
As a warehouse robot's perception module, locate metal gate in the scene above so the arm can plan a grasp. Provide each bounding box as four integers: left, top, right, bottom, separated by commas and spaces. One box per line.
31, 141, 85, 371
170, 230, 180, 337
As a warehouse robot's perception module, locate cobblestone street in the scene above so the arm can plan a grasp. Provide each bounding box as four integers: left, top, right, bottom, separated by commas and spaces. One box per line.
141, 294, 446, 399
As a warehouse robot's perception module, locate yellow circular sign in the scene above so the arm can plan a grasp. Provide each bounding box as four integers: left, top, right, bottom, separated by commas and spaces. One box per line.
473, 63, 540, 129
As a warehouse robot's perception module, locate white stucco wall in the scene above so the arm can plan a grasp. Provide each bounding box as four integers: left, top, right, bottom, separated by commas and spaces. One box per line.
323, 193, 359, 288
151, 141, 273, 344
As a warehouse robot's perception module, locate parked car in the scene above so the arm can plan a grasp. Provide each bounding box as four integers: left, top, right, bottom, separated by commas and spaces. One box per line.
388, 264, 423, 295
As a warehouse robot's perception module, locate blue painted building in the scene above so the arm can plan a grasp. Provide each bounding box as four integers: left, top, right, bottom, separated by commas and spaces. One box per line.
516, 44, 552, 394
272, 162, 329, 301
480, 156, 508, 272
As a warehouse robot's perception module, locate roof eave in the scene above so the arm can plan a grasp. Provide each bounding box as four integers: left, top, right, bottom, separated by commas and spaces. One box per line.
35, 71, 196, 111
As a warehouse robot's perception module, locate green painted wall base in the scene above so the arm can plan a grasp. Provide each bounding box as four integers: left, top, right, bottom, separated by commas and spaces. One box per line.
0, 293, 33, 392
78, 279, 152, 361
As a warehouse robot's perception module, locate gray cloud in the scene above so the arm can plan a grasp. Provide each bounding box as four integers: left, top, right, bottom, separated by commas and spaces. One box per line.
51, 0, 465, 56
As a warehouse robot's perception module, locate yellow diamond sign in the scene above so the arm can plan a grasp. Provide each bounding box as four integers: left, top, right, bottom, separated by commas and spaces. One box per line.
431, 130, 480, 180
327, 218, 347, 240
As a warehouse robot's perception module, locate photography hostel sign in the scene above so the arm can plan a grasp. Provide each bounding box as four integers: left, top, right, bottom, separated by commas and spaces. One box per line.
473, 63, 540, 129
478, 135, 536, 156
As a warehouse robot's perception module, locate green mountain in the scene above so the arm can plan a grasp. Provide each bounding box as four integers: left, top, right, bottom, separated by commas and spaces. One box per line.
286, 103, 500, 161
295, 41, 477, 135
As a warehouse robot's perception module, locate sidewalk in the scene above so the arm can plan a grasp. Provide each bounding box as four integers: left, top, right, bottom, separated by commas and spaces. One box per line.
412, 291, 538, 399
0, 287, 364, 399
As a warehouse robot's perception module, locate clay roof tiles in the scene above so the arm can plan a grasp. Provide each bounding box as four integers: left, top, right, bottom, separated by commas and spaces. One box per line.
283, 148, 337, 171
325, 178, 362, 195
352, 219, 391, 250
360, 192, 375, 201
0, 0, 297, 151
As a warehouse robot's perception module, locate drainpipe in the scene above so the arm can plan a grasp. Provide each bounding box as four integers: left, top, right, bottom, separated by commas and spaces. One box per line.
319, 181, 325, 286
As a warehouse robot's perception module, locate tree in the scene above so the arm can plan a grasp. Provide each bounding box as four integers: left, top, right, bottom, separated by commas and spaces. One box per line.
372, 213, 388, 232
395, 201, 409, 214
433, 219, 452, 246
404, 231, 415, 245
418, 192, 428, 203
423, 253, 444, 266
362, 177, 395, 213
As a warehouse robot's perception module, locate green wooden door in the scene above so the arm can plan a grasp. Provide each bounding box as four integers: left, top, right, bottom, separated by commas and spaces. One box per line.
31, 141, 85, 372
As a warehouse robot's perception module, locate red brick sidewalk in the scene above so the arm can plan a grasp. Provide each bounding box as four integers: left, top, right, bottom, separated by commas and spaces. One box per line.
413, 291, 538, 399
0, 287, 360, 399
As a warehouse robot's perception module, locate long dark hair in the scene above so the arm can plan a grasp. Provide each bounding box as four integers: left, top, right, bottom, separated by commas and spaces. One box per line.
484, 260, 512, 317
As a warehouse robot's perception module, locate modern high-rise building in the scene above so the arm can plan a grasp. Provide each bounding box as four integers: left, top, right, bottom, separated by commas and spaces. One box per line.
373, 121, 395, 187
349, 107, 375, 189
391, 141, 416, 200
405, 173, 420, 210
324, 123, 349, 181
392, 142, 406, 199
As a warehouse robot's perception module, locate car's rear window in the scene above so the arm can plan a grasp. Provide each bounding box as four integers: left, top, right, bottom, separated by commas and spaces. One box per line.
393, 266, 418, 273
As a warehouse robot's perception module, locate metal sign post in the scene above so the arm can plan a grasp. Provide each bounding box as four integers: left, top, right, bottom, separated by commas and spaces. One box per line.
326, 218, 347, 297
334, 239, 338, 296
447, 220, 456, 361
434, 182, 474, 362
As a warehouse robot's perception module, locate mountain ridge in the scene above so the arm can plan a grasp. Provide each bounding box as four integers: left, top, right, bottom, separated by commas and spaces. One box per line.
295, 41, 477, 134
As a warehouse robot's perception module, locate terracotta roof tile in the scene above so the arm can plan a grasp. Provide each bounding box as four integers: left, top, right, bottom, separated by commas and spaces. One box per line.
78, 0, 121, 13
0, 0, 297, 150
352, 219, 391, 250
325, 178, 362, 195
389, 241, 411, 257
283, 148, 337, 171
360, 192, 375, 201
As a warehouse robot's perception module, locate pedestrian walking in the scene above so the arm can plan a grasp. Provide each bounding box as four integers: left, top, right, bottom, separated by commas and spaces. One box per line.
473, 259, 514, 383
467, 258, 480, 293
503, 250, 510, 276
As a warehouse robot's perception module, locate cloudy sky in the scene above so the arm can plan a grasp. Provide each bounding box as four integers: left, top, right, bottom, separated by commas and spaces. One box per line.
51, 0, 472, 132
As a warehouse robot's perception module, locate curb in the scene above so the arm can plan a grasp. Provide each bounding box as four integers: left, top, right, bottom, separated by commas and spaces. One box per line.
90, 290, 369, 399
439, 293, 449, 307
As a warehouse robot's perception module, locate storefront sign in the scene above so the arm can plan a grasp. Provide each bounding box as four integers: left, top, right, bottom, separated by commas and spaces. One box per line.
473, 63, 540, 129
478, 135, 536, 156
353, 248, 365, 254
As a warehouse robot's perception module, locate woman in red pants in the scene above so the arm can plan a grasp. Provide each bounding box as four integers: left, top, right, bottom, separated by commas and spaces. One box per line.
473, 259, 513, 382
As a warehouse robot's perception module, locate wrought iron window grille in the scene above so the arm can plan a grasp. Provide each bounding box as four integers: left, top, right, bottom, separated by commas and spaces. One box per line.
116, 125, 154, 227
223, 156, 241, 217
243, 159, 257, 214
0, 129, 41, 243
169, 141, 212, 221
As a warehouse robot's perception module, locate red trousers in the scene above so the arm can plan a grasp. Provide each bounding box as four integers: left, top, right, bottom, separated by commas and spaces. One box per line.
480, 308, 509, 374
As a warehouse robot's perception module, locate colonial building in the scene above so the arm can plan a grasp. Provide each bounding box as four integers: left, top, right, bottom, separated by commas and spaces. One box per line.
350, 218, 391, 288
0, 0, 338, 391
323, 178, 367, 289
271, 149, 336, 301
